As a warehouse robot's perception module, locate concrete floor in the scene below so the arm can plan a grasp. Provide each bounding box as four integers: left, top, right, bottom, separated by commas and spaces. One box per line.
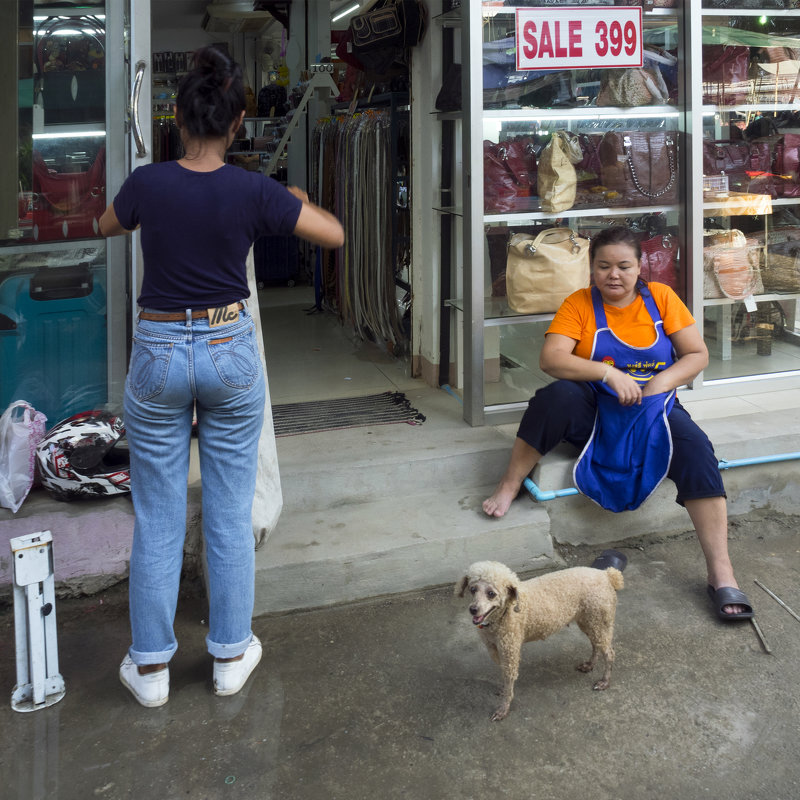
2, 510, 799, 800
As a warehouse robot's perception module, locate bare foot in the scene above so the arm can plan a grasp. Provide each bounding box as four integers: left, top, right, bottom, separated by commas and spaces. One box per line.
482, 479, 521, 517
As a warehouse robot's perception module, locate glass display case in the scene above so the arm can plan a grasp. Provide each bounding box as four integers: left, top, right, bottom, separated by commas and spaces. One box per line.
448, 0, 686, 424
441, 0, 800, 426
694, 2, 800, 384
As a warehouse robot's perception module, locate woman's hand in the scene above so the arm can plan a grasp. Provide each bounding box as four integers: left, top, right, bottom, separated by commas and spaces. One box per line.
604, 367, 643, 406
287, 185, 309, 204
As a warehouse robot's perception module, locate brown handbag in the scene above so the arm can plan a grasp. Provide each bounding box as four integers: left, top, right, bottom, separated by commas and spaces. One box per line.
702, 45, 751, 105
598, 131, 677, 206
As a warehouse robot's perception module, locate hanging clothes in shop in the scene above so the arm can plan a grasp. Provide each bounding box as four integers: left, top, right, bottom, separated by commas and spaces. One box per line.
152, 116, 183, 163
311, 110, 407, 352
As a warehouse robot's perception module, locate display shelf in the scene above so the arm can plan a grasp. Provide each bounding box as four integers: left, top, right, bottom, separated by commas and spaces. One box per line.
704, 292, 800, 307
446, 297, 557, 326
701, 103, 800, 113
700, 7, 800, 17
481, 106, 680, 120
702, 193, 773, 216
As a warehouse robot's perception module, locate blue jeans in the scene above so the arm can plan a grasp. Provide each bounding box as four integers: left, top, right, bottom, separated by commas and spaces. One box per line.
124, 305, 265, 665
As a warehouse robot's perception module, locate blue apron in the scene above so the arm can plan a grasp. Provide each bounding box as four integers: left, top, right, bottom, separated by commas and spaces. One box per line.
573, 285, 676, 512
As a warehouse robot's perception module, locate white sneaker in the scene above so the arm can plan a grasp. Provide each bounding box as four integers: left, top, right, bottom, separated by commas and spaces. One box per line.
119, 656, 169, 707
213, 635, 262, 696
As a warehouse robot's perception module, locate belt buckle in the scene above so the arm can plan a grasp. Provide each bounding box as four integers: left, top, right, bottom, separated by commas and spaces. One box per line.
207, 302, 240, 328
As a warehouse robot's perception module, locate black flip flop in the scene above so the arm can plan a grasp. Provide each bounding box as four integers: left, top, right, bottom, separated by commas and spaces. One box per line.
707, 585, 754, 621
590, 549, 628, 572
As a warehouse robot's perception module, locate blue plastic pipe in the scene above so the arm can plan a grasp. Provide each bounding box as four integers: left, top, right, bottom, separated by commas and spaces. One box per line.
523, 451, 800, 502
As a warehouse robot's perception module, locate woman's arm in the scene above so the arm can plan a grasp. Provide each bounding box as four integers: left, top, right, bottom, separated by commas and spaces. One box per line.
99, 203, 136, 237
287, 186, 344, 249
540, 332, 643, 406
641, 323, 708, 396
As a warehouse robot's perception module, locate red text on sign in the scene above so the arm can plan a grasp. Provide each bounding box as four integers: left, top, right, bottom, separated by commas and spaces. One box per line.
521, 20, 582, 60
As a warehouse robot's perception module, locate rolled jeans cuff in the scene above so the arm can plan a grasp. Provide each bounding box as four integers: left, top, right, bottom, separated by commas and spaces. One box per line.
206, 631, 253, 660
128, 642, 178, 666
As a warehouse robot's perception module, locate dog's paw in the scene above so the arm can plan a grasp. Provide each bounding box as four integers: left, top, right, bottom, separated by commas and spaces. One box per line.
592, 678, 610, 691
576, 660, 594, 673
491, 704, 510, 722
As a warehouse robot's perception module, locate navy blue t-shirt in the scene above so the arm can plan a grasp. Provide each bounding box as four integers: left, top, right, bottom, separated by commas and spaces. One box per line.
113, 161, 303, 309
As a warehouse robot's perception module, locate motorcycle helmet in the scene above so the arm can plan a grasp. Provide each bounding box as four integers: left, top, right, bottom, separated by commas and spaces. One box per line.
36, 411, 130, 500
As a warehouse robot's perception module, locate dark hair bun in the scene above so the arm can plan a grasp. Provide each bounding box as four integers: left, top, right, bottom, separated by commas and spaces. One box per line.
175, 46, 246, 139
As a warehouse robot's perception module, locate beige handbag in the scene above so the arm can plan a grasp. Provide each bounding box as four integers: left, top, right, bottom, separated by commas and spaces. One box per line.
506, 228, 591, 314
597, 67, 670, 106
702, 230, 764, 299
537, 131, 582, 213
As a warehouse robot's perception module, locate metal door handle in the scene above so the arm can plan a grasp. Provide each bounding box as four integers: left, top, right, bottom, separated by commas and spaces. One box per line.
131, 60, 147, 158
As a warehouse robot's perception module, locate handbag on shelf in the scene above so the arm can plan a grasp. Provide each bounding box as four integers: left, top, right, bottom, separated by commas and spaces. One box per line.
505, 228, 591, 314
773, 133, 800, 198
32, 147, 106, 241
702, 139, 772, 193
703, 232, 764, 300
538, 131, 582, 213
598, 131, 678, 206
764, 241, 800, 292
576, 132, 603, 188
484, 140, 519, 214
596, 66, 669, 107
640, 233, 681, 294
504, 136, 539, 210
702, 45, 751, 105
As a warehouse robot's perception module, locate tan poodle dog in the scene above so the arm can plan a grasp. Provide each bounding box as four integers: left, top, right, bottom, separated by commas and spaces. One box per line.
455, 561, 624, 721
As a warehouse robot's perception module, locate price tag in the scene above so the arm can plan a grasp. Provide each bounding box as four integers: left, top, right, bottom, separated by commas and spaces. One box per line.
744, 294, 758, 313
515, 7, 642, 71
309, 63, 335, 73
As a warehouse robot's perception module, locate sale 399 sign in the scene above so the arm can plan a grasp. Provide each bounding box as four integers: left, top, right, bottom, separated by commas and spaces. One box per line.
515, 6, 643, 71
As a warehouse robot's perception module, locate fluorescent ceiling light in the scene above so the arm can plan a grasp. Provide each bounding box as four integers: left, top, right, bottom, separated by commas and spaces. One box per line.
332, 3, 361, 23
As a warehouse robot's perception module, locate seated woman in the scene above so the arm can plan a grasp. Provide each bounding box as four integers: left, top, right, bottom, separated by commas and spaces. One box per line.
483, 225, 753, 621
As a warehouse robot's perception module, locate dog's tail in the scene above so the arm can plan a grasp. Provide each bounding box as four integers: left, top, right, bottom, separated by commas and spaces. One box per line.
606, 567, 624, 592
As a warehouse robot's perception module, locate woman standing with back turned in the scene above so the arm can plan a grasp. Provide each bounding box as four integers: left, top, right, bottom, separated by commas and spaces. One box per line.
100, 47, 344, 707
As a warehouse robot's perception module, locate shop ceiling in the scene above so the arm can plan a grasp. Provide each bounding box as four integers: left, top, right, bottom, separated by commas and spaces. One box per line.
152, 1, 369, 31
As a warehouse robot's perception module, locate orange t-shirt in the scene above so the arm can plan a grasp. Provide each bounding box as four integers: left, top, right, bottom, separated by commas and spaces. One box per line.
546, 283, 696, 360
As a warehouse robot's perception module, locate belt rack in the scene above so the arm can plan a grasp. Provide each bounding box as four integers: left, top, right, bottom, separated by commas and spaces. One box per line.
10, 531, 66, 712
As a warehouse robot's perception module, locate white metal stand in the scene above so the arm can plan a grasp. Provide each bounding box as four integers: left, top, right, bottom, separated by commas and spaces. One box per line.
10, 531, 66, 712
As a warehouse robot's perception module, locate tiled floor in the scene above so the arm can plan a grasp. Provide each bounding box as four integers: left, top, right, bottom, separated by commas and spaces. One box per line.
257, 285, 425, 405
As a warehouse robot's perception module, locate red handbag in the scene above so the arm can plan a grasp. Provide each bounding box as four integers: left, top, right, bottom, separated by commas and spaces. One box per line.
640, 233, 681, 295
702, 45, 750, 105
504, 136, 538, 210
32, 147, 106, 241
483, 140, 519, 214
774, 134, 800, 198
484, 137, 539, 213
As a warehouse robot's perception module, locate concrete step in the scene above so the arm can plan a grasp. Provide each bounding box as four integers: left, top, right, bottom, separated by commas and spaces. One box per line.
528, 405, 800, 549
273, 389, 514, 511
254, 483, 555, 615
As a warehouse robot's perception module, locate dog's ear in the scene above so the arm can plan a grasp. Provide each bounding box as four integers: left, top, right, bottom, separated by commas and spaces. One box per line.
455, 576, 470, 598
508, 584, 520, 612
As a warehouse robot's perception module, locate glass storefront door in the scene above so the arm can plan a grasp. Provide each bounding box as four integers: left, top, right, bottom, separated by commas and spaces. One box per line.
0, 0, 147, 429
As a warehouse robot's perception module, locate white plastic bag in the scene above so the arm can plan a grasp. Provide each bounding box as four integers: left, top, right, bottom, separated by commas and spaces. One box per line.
0, 400, 47, 513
